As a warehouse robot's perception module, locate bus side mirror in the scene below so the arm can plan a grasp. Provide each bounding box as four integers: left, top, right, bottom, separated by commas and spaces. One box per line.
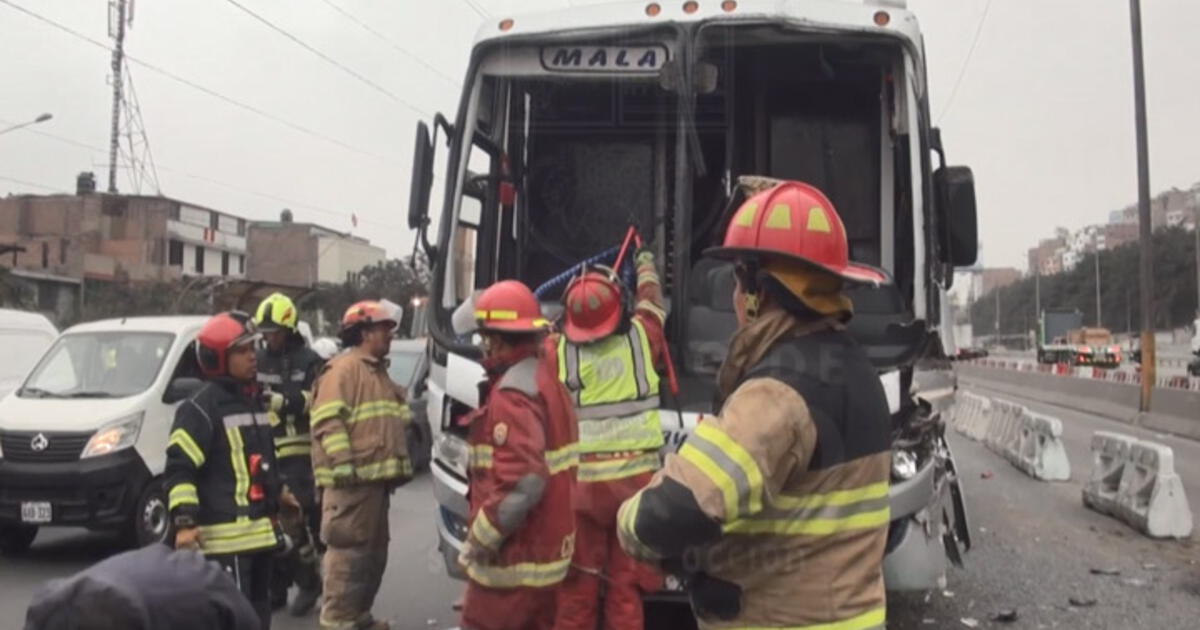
408, 121, 435, 231
935, 165, 978, 267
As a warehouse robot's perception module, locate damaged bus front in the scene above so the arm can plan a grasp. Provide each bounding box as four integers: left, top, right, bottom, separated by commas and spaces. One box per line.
405, 0, 979, 600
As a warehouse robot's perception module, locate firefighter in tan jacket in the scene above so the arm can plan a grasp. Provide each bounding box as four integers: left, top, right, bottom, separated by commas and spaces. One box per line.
617, 180, 894, 629
311, 300, 413, 630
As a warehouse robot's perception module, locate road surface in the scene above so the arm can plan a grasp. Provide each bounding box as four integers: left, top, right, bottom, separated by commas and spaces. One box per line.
1, 474, 463, 630
4, 381, 1199, 629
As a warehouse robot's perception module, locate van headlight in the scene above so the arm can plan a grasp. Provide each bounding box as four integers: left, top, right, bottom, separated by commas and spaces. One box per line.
892, 448, 918, 481
82, 412, 144, 458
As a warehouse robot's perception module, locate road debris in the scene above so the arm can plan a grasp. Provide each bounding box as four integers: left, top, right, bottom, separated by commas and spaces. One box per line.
1089, 567, 1121, 576
991, 609, 1019, 623
980, 471, 994, 480
1069, 596, 1098, 608
960, 618, 980, 628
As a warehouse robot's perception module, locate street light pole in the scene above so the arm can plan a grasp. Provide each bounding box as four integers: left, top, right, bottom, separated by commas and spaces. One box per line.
1129, 0, 1156, 412
0, 113, 53, 137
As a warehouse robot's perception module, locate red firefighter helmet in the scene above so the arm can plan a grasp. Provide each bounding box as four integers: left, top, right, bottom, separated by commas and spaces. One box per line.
562, 266, 626, 344
196, 311, 260, 377
340, 300, 399, 333
707, 180, 885, 285
474, 280, 548, 333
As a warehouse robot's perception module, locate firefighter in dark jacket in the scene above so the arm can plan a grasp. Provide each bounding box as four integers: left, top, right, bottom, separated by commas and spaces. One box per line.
254, 292, 324, 615
165, 311, 296, 630
617, 180, 893, 629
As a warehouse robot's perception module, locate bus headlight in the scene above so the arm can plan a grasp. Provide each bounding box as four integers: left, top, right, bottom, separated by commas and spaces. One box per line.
892, 448, 918, 481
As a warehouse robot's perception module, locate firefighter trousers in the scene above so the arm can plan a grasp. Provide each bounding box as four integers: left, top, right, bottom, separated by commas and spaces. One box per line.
461, 582, 557, 630
272, 457, 322, 602
319, 483, 390, 629
215, 552, 274, 630
556, 471, 661, 630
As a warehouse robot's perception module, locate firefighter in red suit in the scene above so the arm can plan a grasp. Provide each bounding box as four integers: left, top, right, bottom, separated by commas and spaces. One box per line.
458, 280, 579, 630
553, 248, 668, 630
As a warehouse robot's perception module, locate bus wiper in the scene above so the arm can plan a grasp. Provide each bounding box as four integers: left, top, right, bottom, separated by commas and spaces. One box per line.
63, 391, 116, 398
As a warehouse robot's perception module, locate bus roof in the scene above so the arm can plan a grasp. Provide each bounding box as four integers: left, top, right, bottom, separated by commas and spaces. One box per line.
474, 0, 921, 49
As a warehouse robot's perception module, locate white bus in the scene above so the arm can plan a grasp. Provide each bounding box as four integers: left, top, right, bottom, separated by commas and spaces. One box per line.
406, 0, 978, 609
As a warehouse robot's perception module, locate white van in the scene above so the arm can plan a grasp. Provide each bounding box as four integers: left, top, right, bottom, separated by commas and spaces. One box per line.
0, 308, 58, 399
0, 316, 209, 554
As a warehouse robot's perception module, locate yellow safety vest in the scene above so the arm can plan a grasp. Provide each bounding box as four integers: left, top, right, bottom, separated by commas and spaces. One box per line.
557, 319, 663, 481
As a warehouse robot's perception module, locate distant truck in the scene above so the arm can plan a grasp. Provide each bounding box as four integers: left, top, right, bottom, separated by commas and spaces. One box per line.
1037, 309, 1120, 367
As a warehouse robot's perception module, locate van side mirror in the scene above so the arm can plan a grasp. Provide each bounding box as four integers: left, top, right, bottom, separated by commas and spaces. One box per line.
408, 121, 435, 231
164, 377, 203, 404
934, 166, 978, 267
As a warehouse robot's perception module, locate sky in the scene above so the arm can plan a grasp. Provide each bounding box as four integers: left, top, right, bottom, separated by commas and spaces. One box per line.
2, 0, 1199, 270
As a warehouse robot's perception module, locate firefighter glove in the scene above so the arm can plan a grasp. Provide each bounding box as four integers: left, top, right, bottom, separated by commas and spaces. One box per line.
635, 247, 655, 267
264, 391, 285, 412
174, 526, 202, 551
457, 536, 497, 569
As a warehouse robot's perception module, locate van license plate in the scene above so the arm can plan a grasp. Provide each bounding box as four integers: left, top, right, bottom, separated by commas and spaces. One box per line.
20, 502, 51, 524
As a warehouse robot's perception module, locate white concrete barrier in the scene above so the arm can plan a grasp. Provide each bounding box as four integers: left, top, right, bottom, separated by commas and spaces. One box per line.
1015, 412, 1071, 481
953, 392, 1072, 483
1083, 431, 1137, 516
1115, 441, 1194, 539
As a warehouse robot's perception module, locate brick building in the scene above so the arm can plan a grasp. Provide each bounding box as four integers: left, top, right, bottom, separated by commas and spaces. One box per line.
0, 180, 249, 321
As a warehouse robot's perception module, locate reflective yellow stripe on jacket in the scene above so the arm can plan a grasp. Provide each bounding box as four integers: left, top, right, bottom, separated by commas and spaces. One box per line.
466, 556, 571, 589
314, 463, 356, 486
168, 483, 198, 511
678, 421, 764, 520
275, 434, 311, 459
724, 481, 891, 536
578, 452, 659, 483
557, 319, 664, 458
198, 517, 279, 555
726, 606, 886, 630
469, 443, 578, 475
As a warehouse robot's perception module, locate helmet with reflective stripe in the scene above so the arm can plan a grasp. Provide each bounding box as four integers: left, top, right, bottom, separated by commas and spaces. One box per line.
563, 265, 627, 344
341, 300, 399, 333
707, 180, 885, 285
197, 311, 260, 377
475, 280, 548, 334
254, 292, 298, 332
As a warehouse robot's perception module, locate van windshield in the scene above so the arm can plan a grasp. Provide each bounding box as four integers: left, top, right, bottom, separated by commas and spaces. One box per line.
20, 332, 175, 399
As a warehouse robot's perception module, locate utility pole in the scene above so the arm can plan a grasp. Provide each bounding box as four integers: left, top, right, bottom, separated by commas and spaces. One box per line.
1094, 248, 1102, 326
1129, 0, 1155, 411
994, 286, 1001, 337
107, 0, 128, 193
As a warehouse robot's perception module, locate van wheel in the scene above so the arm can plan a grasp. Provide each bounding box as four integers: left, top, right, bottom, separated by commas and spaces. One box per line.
125, 480, 169, 548
0, 523, 38, 555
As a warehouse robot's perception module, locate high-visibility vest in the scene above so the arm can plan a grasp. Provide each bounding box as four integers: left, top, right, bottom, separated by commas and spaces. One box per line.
557, 319, 664, 480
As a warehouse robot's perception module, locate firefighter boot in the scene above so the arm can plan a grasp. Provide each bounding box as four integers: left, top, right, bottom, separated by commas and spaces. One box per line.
289, 543, 322, 616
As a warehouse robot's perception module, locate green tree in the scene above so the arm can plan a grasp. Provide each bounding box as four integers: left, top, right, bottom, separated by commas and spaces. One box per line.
971, 227, 1199, 338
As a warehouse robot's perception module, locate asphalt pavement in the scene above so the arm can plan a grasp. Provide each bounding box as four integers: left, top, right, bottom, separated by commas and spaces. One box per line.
1, 474, 463, 630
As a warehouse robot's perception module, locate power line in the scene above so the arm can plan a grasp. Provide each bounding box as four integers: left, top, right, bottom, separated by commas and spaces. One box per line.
937, 0, 994, 125
223, 0, 432, 118
317, 0, 460, 89
0, 0, 392, 163
0, 174, 69, 193
461, 0, 490, 19
1, 120, 406, 232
